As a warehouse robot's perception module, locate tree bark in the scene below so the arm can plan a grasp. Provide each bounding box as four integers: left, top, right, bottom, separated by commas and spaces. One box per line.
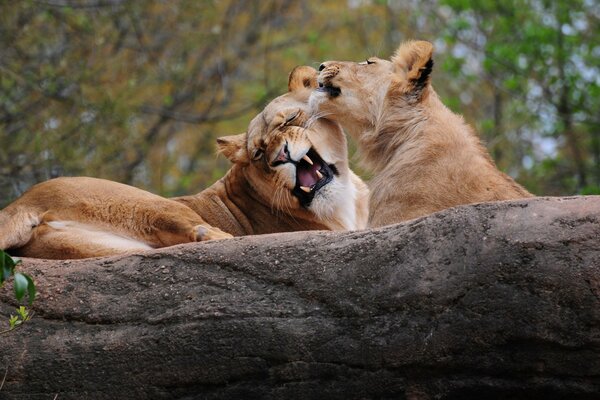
1, 196, 600, 399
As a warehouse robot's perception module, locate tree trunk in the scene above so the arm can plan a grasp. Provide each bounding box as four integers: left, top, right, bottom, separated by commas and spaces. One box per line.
1, 196, 600, 399
556, 10, 587, 191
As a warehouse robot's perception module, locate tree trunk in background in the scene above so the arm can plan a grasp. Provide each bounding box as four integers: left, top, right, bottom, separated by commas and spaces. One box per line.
1, 197, 600, 399
556, 13, 587, 191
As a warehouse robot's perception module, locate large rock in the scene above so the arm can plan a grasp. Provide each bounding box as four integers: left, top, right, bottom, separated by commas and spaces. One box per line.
1, 196, 600, 399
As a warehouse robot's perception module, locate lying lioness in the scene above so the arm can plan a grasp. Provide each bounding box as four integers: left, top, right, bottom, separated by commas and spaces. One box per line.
0, 66, 368, 259
310, 40, 532, 226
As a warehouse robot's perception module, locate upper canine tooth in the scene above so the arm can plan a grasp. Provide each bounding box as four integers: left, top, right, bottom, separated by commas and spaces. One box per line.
300, 186, 311, 193
316, 170, 323, 179
302, 154, 313, 165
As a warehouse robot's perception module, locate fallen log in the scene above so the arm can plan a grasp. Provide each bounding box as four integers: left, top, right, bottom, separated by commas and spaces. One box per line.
1, 196, 600, 399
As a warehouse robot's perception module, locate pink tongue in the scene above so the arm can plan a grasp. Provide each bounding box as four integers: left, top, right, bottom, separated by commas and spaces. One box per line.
298, 168, 318, 187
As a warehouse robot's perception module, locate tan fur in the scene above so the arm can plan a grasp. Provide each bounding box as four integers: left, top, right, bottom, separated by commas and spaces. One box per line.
0, 177, 230, 259
175, 65, 369, 234
0, 66, 368, 259
310, 40, 532, 227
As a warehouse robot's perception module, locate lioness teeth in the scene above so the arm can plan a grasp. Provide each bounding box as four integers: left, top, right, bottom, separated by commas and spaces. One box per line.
300, 186, 311, 193
316, 170, 323, 179
302, 154, 313, 165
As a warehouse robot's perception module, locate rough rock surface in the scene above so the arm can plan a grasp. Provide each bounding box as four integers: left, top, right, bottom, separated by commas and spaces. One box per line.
1, 196, 600, 400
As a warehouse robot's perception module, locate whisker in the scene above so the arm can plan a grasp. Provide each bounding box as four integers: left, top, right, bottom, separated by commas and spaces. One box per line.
270, 179, 280, 216
272, 185, 282, 217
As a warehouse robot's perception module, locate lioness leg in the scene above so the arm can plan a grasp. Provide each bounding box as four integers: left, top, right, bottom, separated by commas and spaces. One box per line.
61, 199, 233, 247
12, 222, 153, 259
1, 177, 233, 256
147, 208, 233, 246
0, 206, 41, 251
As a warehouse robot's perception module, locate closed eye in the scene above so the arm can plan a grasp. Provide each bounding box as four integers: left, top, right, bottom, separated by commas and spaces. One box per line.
284, 109, 300, 125
252, 148, 264, 161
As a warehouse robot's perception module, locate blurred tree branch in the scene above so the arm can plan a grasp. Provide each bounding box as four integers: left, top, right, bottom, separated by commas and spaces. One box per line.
34, 0, 126, 9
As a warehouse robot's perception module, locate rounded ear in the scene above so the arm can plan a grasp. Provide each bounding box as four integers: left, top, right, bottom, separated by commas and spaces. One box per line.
288, 65, 318, 91
391, 40, 434, 94
216, 133, 249, 164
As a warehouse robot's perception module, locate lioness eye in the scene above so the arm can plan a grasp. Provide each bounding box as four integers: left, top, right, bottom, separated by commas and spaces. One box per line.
284, 110, 300, 125
366, 59, 375, 65
252, 148, 264, 161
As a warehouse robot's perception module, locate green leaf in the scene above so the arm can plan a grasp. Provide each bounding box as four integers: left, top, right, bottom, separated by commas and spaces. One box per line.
504, 76, 520, 91
17, 306, 28, 320
1, 250, 14, 284
24, 274, 36, 305
13, 272, 28, 302
9, 315, 19, 330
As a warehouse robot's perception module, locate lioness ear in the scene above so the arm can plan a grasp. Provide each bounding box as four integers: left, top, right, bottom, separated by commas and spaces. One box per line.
288, 65, 318, 91
216, 133, 248, 164
392, 40, 434, 95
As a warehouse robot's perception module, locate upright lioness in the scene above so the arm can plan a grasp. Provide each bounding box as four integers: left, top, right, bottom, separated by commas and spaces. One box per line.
310, 40, 532, 226
0, 66, 368, 259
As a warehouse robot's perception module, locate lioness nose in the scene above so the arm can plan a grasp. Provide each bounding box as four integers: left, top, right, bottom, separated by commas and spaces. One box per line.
318, 63, 326, 71
274, 142, 290, 164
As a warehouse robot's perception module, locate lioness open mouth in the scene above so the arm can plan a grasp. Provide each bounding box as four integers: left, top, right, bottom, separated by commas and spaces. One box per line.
317, 82, 341, 98
292, 148, 338, 207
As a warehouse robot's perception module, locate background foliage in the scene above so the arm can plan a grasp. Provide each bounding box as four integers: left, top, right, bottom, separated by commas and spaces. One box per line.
1, 0, 598, 207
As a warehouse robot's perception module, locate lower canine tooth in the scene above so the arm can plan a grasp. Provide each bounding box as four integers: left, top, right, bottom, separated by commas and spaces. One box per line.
300, 186, 311, 193
316, 170, 323, 179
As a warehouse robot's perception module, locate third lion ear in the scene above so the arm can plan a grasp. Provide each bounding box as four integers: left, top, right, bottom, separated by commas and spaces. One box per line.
288, 65, 318, 91
391, 40, 434, 96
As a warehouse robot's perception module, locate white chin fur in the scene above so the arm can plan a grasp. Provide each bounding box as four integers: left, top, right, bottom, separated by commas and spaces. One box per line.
309, 176, 358, 231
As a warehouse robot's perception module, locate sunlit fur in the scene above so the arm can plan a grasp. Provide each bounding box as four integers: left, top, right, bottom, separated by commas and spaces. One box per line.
310, 40, 532, 227
0, 66, 369, 259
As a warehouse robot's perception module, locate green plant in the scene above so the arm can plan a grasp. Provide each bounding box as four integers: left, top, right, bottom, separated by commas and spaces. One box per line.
0, 249, 36, 334
7, 306, 31, 330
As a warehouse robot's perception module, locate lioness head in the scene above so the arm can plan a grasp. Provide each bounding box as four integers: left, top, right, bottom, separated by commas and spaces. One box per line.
216, 66, 363, 230
309, 40, 434, 138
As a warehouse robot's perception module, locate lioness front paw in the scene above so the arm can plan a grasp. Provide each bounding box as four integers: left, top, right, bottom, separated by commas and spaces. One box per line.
194, 225, 233, 241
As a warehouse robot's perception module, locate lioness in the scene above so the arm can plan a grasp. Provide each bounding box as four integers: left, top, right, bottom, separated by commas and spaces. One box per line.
0, 66, 368, 259
310, 40, 532, 226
